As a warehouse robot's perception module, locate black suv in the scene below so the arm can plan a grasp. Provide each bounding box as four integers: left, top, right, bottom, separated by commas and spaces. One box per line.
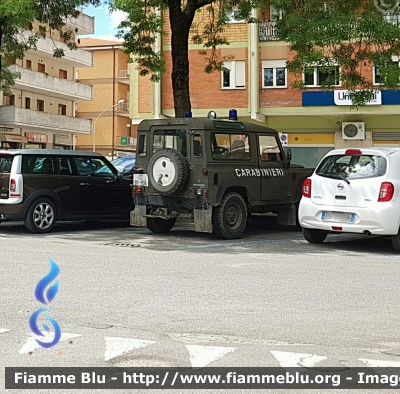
130, 116, 313, 239
0, 150, 133, 233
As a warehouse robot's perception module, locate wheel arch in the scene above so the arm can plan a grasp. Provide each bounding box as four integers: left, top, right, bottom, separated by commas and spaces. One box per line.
215, 183, 249, 206
23, 190, 63, 219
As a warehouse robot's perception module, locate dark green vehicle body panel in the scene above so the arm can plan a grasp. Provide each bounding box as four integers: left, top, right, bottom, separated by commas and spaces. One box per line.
131, 118, 314, 236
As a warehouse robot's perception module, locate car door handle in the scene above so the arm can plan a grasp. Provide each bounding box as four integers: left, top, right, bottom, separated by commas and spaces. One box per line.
80, 182, 90, 186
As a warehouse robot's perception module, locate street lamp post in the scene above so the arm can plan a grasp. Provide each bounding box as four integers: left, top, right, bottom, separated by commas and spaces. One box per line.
92, 99, 125, 152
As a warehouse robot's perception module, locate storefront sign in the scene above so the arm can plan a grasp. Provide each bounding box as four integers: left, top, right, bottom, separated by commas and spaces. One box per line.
25, 133, 48, 143
334, 90, 382, 105
54, 134, 72, 146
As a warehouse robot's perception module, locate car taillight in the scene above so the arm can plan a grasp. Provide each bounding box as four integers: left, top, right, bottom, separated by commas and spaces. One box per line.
378, 182, 394, 202
302, 179, 311, 198
132, 185, 143, 197
10, 179, 16, 192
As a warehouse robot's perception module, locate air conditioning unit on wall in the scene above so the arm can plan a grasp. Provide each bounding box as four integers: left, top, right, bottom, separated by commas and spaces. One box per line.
342, 122, 365, 140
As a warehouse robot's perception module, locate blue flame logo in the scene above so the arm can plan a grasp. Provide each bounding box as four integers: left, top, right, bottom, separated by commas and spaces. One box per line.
29, 259, 61, 348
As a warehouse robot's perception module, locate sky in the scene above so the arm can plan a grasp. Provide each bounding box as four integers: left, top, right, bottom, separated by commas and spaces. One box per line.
80, 5, 127, 41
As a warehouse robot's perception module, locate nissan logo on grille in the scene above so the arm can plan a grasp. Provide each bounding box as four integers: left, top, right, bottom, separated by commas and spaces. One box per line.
337, 183, 344, 190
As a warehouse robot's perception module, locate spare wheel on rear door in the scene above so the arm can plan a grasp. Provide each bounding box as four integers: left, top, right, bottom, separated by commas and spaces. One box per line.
148, 148, 190, 196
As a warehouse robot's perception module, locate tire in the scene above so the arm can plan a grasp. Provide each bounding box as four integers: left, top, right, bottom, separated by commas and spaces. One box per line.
147, 217, 176, 233
148, 149, 189, 196
391, 233, 400, 252
25, 198, 57, 233
302, 227, 328, 243
212, 192, 247, 239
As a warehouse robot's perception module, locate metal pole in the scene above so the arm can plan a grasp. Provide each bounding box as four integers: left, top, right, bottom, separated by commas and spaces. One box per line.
92, 99, 124, 152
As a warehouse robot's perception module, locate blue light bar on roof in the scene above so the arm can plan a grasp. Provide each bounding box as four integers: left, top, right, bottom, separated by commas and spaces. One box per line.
229, 109, 238, 120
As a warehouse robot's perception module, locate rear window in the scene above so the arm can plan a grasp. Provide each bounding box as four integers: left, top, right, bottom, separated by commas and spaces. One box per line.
0, 155, 13, 173
152, 129, 187, 156
316, 154, 386, 180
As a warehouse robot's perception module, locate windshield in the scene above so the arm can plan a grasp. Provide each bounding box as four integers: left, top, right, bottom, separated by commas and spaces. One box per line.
112, 157, 136, 173
316, 154, 386, 180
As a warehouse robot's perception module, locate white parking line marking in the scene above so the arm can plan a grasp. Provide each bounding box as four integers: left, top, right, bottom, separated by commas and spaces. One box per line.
186, 345, 237, 368
19, 332, 82, 354
0, 328, 10, 334
104, 337, 157, 361
359, 358, 400, 367
271, 350, 327, 368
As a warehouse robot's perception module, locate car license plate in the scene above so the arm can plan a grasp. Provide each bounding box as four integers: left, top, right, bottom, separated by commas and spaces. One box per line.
321, 212, 356, 223
133, 174, 148, 187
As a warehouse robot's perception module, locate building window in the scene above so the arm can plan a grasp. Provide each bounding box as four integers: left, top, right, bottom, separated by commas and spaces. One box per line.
374, 66, 385, 84
25, 97, 31, 109
26, 60, 31, 70
226, 6, 245, 23
59, 69, 67, 79
285, 146, 334, 169
373, 61, 399, 85
58, 104, 67, 115
9, 95, 15, 105
262, 60, 287, 88
222, 61, 245, 89
38, 63, 45, 73
304, 66, 340, 87
37, 100, 44, 112
270, 4, 284, 20
320, 1, 333, 12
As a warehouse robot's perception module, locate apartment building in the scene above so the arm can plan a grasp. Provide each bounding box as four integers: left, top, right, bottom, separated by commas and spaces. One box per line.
0, 12, 95, 150
130, 1, 400, 167
75, 39, 132, 159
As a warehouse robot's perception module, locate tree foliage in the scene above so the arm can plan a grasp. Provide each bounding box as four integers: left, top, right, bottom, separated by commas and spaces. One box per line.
111, 0, 262, 117
270, 0, 400, 107
0, 0, 100, 95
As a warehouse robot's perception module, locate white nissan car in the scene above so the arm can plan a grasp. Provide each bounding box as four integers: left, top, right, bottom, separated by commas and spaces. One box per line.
298, 147, 400, 252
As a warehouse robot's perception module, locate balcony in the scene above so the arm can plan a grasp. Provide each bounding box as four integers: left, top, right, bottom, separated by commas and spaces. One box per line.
0, 106, 92, 134
22, 31, 93, 67
117, 102, 130, 117
258, 16, 400, 42
118, 69, 130, 85
65, 11, 94, 35
9, 65, 93, 101
259, 21, 279, 41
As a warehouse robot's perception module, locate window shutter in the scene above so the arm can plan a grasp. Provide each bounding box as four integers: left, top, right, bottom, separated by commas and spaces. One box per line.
235, 61, 245, 88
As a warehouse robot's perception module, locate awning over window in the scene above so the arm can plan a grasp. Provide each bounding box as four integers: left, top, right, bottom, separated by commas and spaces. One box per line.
0, 133, 27, 143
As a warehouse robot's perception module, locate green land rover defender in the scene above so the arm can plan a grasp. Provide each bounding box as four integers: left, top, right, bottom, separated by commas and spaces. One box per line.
130, 115, 314, 239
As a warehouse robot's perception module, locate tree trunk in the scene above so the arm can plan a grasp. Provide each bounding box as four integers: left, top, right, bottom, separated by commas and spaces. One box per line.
0, 18, 6, 80
168, 7, 194, 118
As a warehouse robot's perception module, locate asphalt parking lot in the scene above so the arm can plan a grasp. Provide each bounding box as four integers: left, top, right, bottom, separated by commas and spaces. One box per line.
0, 213, 397, 256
